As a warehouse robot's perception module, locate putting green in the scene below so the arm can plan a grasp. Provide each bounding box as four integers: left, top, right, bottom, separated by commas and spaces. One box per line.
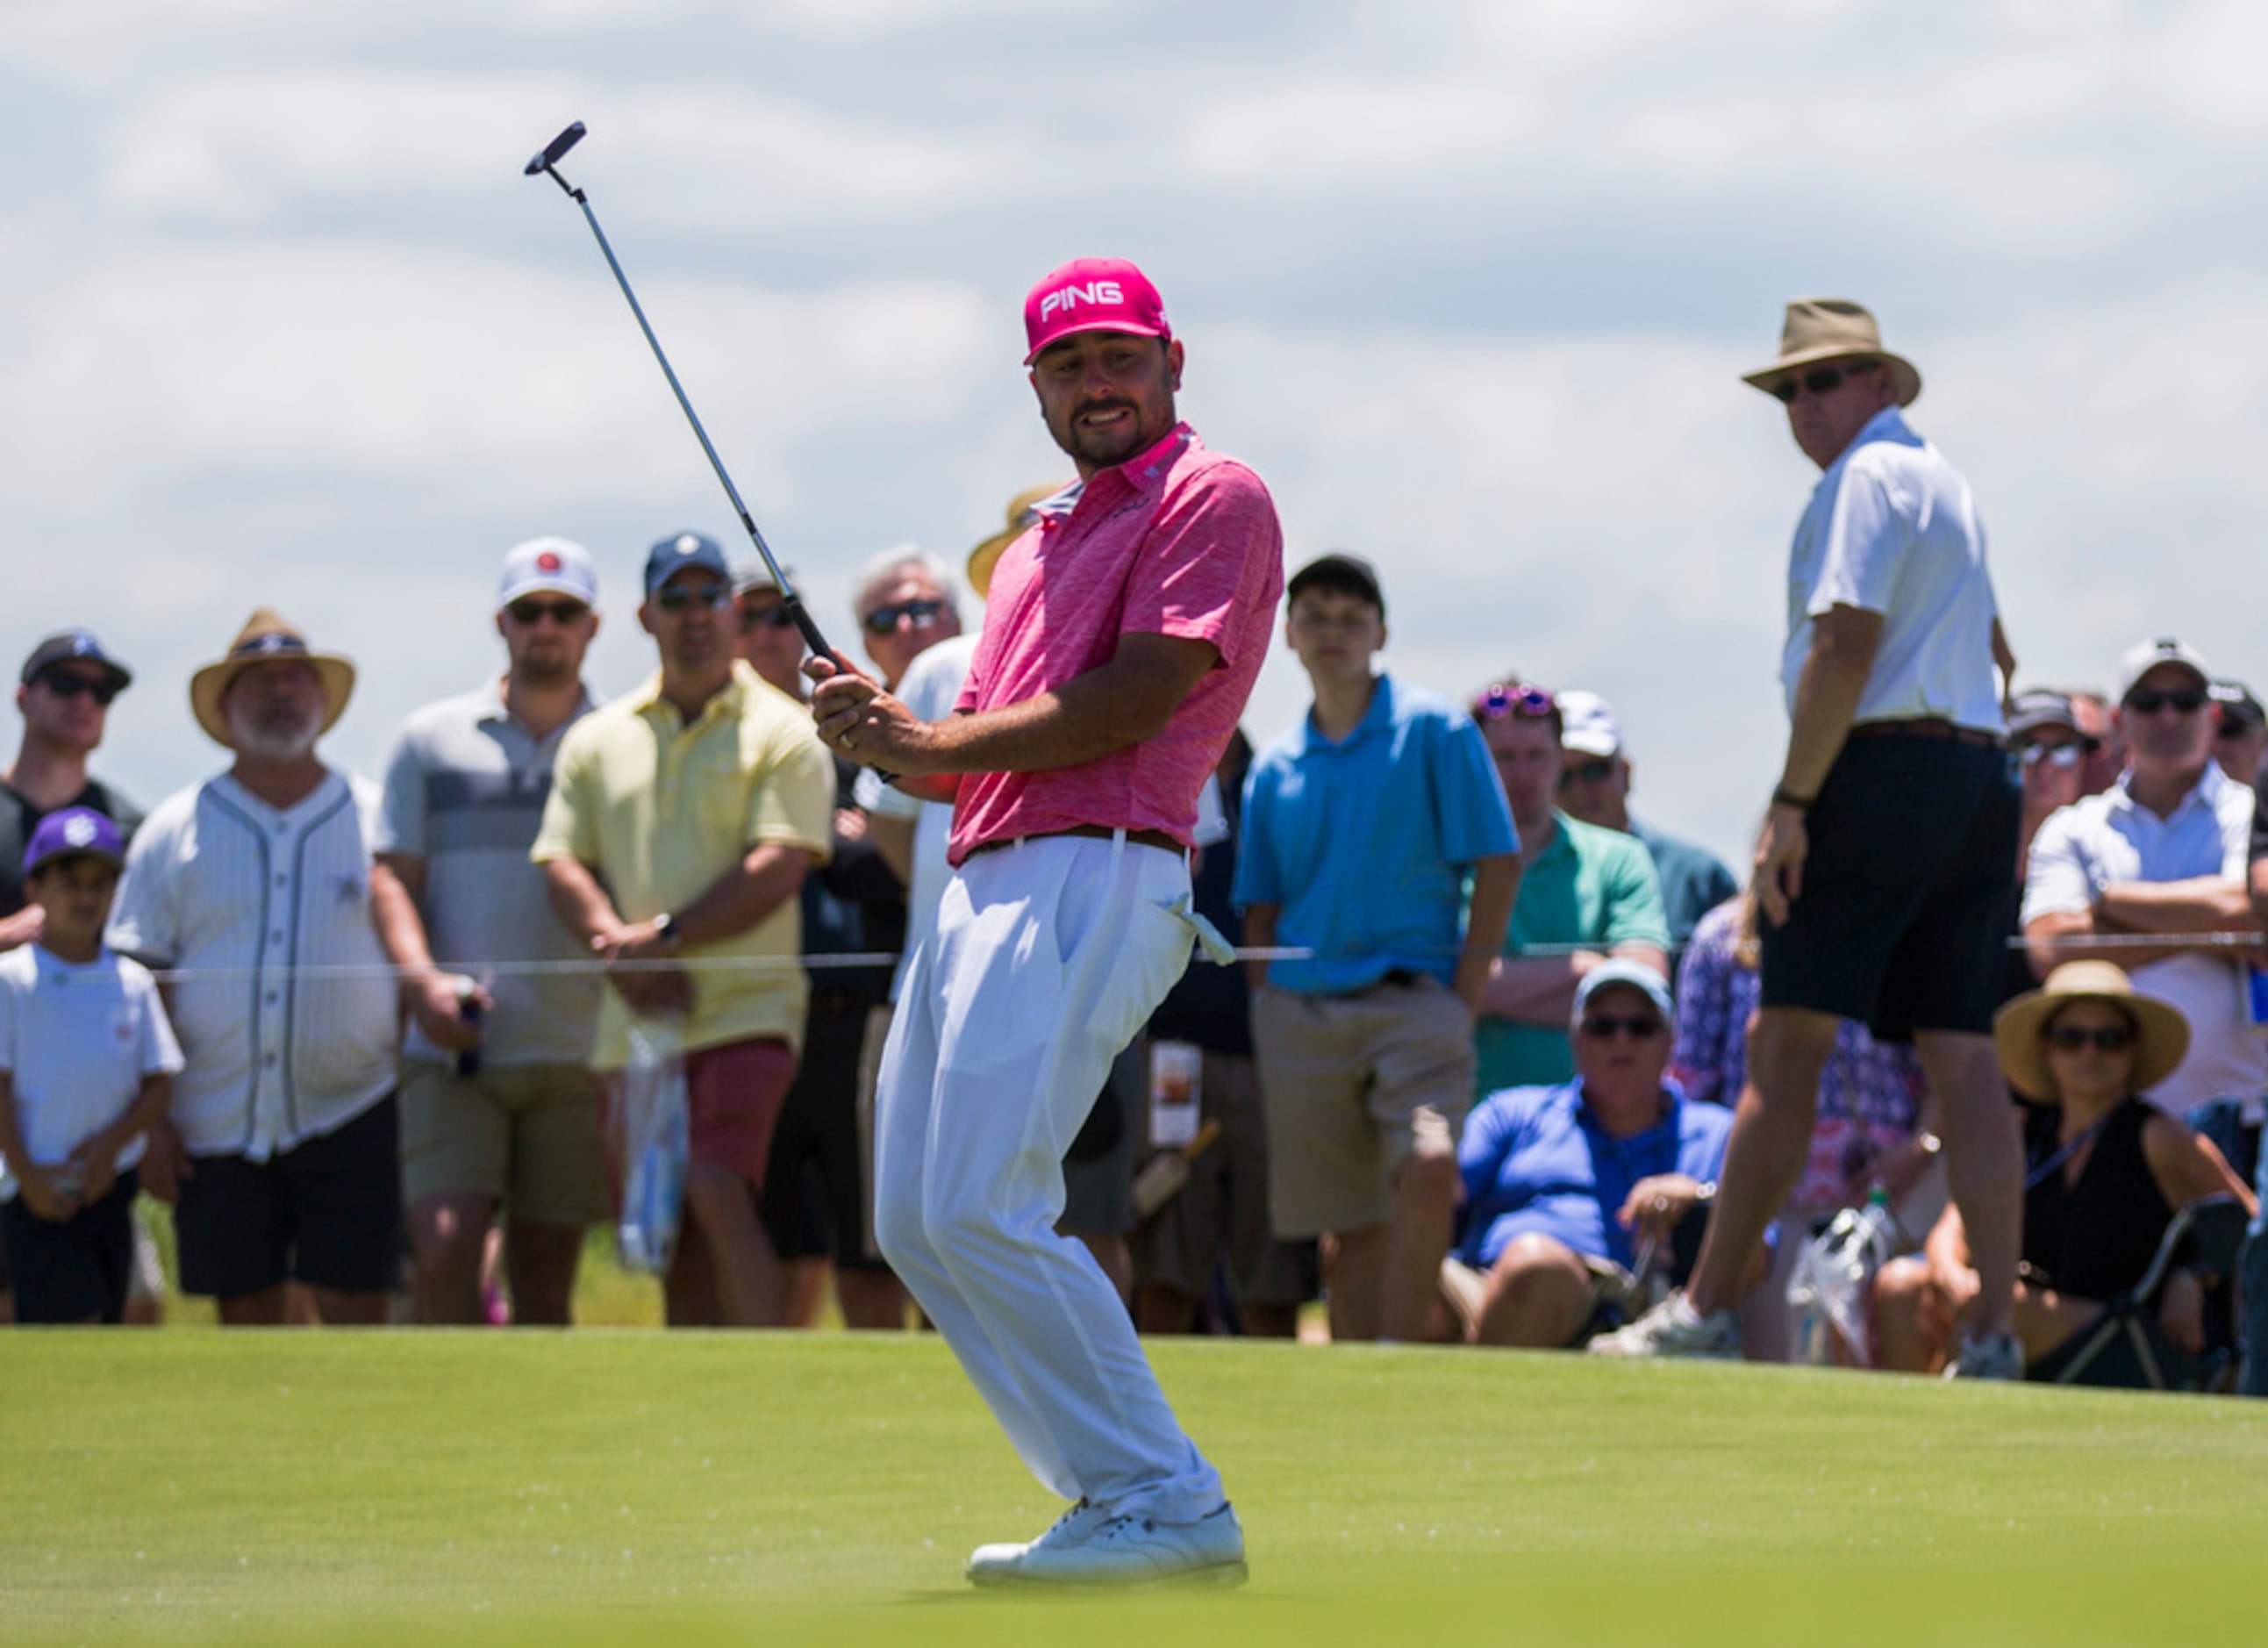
4, 1331, 2261, 1645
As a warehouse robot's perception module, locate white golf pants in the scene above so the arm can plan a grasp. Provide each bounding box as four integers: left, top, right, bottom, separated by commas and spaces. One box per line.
875, 833, 1225, 1522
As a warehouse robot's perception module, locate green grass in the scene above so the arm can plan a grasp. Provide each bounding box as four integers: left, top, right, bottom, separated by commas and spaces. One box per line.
4, 1330, 2264, 1646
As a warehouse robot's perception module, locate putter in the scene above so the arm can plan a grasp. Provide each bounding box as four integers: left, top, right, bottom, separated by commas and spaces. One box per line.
523, 121, 842, 666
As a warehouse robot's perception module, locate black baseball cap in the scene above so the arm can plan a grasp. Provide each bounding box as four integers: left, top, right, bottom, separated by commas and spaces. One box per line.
2211, 679, 2264, 734
2007, 689, 2087, 744
1286, 552, 1384, 615
20, 630, 132, 694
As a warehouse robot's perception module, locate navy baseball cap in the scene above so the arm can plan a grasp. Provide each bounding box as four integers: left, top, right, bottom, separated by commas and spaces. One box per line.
24, 806, 125, 877
643, 532, 734, 598
20, 630, 132, 693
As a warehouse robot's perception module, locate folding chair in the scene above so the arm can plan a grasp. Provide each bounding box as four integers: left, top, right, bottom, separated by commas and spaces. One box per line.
2037, 1195, 2247, 1393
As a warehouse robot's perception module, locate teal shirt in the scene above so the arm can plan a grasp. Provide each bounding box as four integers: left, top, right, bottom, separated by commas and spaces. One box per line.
1475, 813, 1670, 1093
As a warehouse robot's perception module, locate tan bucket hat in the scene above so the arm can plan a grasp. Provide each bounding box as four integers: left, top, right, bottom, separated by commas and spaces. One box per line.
1742, 297, 1921, 407
1993, 961, 2190, 1101
966, 480, 1069, 599
190, 609, 357, 747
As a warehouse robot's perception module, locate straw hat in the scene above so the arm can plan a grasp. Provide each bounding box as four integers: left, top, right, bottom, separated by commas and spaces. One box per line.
1742, 297, 1922, 408
965, 481, 1067, 599
189, 609, 357, 748
1993, 961, 2190, 1101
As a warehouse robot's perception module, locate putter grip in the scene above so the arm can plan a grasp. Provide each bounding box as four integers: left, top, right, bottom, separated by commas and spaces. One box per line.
524, 121, 587, 176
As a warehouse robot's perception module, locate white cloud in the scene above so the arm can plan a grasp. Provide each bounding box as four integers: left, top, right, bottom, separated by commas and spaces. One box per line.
1181, 80, 1522, 182
0, 241, 988, 496
103, 74, 1014, 226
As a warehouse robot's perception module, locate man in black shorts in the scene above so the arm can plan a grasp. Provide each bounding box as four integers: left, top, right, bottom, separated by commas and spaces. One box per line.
1593, 298, 2026, 1377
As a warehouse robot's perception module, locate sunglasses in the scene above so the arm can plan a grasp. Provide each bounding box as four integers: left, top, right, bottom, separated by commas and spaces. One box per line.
654, 585, 731, 613
2043, 1024, 2136, 1054
505, 598, 589, 627
1579, 1014, 1664, 1042
2123, 686, 2207, 715
739, 604, 798, 634
1561, 758, 1618, 787
861, 598, 946, 637
1471, 683, 1556, 721
1769, 361, 1879, 404
38, 671, 118, 706
2017, 742, 2084, 770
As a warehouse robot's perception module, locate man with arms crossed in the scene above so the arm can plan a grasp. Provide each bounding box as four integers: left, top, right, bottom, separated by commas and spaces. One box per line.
371, 539, 609, 1325
811, 259, 1280, 1587
1595, 299, 2026, 1376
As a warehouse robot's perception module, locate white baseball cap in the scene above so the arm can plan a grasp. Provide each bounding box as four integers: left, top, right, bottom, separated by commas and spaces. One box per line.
2115, 636, 2211, 703
1573, 958, 1674, 1024
497, 537, 598, 610
1558, 690, 1623, 758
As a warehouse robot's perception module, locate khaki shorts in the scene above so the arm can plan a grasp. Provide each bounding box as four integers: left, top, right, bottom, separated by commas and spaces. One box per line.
400, 1058, 611, 1228
1251, 976, 1474, 1239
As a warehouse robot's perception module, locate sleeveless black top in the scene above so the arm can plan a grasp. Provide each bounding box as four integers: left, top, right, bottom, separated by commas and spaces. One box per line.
2020, 1098, 2173, 1301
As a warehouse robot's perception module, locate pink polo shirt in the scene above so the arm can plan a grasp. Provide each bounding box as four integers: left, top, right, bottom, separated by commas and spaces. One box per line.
948, 423, 1284, 864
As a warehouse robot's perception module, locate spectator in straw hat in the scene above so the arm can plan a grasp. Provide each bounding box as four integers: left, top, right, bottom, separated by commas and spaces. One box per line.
2023, 637, 2267, 1121
108, 611, 403, 1326
1594, 298, 2027, 1378
1876, 962, 2251, 1377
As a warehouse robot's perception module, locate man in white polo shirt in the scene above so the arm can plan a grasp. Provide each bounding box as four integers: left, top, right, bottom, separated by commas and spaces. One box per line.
2024, 637, 2266, 1118
1594, 298, 2027, 1377
370, 539, 609, 1326
110, 612, 401, 1326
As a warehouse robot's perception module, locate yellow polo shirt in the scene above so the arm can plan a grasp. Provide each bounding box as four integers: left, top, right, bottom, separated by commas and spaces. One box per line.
532, 663, 834, 1070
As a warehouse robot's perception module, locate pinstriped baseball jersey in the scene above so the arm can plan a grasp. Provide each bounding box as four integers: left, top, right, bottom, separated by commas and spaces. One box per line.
108, 770, 397, 1160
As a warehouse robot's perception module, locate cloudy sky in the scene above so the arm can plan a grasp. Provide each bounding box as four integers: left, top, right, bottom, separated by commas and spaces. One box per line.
7, 0, 2268, 865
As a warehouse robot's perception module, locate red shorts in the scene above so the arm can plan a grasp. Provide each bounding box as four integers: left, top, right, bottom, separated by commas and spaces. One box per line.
686, 1037, 798, 1188
605, 1036, 798, 1196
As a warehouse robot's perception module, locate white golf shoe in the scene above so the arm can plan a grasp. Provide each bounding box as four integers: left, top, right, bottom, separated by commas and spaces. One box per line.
1586, 1290, 1742, 1358
967, 1501, 1247, 1589
1944, 1329, 2025, 1381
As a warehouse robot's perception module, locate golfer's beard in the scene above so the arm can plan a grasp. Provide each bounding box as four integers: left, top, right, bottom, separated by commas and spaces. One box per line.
229, 709, 319, 761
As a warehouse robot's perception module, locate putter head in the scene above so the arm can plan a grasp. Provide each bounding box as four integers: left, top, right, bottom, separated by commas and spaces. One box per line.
524, 121, 587, 176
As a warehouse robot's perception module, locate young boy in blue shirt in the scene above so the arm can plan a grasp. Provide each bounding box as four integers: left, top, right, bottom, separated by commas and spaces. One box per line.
0, 807, 182, 1323
1237, 553, 1522, 1342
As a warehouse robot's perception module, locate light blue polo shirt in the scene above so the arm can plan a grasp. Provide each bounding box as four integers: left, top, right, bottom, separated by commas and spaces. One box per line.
1236, 674, 1517, 994
1453, 1076, 1732, 1272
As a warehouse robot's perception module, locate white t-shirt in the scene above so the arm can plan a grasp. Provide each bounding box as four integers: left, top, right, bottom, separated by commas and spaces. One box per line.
0, 943, 183, 1200
1781, 406, 2004, 734
108, 770, 397, 1160
2022, 760, 2266, 1119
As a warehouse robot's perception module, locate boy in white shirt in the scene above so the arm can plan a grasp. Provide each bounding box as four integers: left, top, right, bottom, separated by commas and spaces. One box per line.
0, 807, 182, 1323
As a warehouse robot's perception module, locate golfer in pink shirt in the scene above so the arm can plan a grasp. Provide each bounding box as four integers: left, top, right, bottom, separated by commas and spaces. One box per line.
811, 258, 1281, 1587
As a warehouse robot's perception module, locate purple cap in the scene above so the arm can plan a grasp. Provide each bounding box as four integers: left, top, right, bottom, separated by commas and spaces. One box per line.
24, 806, 124, 877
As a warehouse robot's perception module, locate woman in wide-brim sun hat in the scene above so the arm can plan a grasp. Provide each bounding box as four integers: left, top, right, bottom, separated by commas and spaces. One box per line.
1873, 962, 2252, 1379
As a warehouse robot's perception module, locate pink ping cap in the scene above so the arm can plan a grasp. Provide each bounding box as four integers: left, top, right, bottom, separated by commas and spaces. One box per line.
1022, 257, 1171, 365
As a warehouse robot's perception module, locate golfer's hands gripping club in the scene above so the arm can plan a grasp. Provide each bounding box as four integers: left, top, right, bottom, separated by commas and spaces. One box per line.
805, 656, 958, 803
